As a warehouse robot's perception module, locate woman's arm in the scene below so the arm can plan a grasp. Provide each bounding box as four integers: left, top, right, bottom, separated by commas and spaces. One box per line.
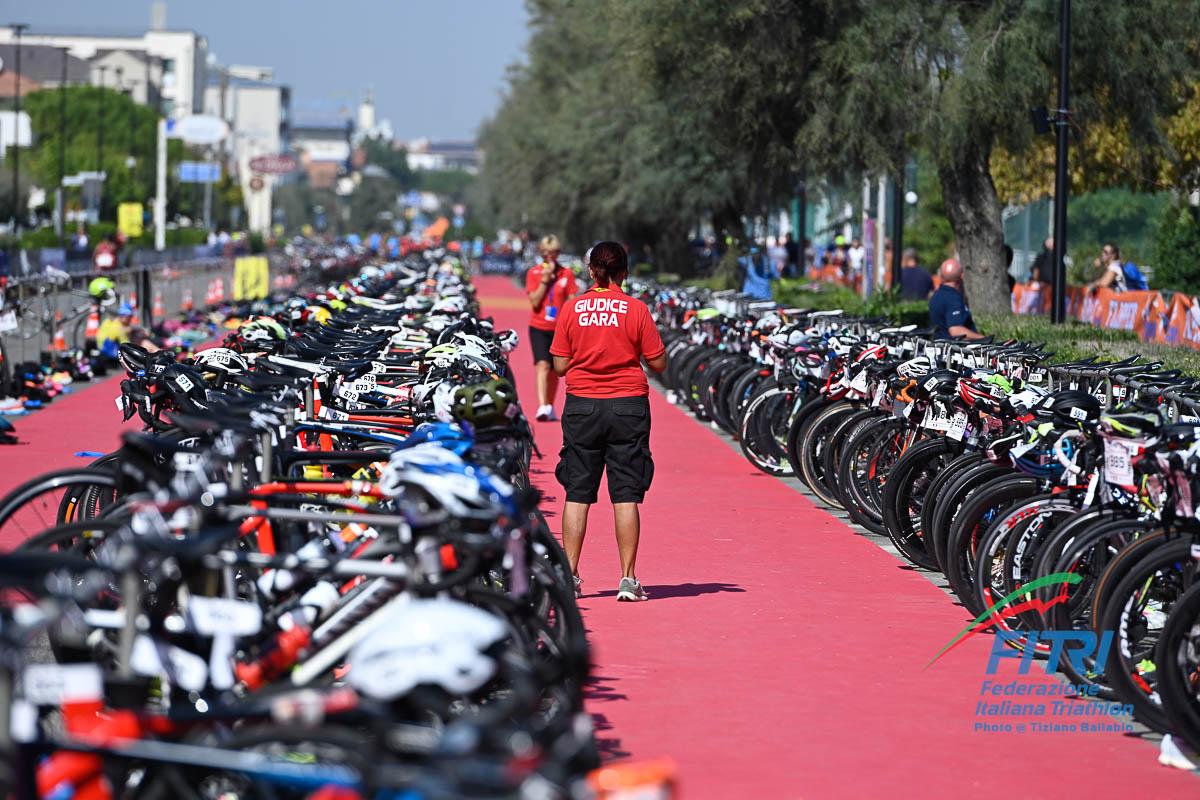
527, 265, 553, 308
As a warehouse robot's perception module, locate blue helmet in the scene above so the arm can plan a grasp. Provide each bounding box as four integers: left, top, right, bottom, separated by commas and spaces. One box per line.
396, 421, 474, 457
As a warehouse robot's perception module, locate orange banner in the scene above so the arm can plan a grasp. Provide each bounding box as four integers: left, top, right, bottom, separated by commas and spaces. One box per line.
1009, 282, 1200, 351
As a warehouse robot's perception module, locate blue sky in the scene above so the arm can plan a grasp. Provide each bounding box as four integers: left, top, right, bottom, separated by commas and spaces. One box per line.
4, 0, 530, 140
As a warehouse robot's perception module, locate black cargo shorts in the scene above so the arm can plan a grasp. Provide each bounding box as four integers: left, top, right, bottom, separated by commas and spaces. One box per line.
555, 394, 654, 504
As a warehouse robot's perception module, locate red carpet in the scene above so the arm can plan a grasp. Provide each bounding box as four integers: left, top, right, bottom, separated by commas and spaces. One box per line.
476, 275, 1197, 798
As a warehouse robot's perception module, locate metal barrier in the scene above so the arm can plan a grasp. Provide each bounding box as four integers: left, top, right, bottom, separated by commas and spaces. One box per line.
1, 252, 290, 371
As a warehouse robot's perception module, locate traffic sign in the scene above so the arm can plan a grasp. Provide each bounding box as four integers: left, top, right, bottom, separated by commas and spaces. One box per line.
249, 154, 297, 175
179, 161, 221, 183
453, 215, 465, 229
169, 115, 229, 145
452, 203, 466, 217
249, 176, 265, 192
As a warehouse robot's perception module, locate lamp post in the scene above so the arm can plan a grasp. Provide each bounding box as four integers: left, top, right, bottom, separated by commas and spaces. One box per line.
1050, 0, 1071, 324
10, 23, 28, 237
57, 46, 68, 242
96, 65, 108, 216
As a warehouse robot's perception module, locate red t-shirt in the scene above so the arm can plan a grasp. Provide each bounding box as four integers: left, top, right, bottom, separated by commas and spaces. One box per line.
525, 263, 578, 331
549, 286, 666, 398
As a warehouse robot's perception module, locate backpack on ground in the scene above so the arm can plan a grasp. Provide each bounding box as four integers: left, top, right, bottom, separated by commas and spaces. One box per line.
1122, 261, 1149, 291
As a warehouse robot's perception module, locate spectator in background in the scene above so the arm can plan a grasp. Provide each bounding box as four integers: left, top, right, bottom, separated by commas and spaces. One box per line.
92, 235, 118, 271
929, 258, 985, 340
768, 236, 788, 279
784, 233, 800, 278
70, 224, 89, 253
847, 237, 866, 279
1086, 242, 1127, 293
1029, 237, 1053, 285
898, 248, 934, 300
739, 244, 778, 300
803, 237, 815, 274
1004, 243, 1017, 293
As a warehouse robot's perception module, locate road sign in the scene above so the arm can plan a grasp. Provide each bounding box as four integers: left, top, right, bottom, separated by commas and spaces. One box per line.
118, 202, 144, 238
249, 154, 297, 175
169, 115, 229, 145
62, 171, 107, 187
179, 161, 221, 183
249, 176, 265, 192
453, 215, 465, 229
452, 203, 466, 217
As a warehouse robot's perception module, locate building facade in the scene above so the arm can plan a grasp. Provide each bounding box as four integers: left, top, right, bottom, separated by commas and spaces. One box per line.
0, 28, 208, 118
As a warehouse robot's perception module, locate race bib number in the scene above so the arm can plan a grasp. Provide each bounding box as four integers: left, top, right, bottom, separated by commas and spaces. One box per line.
947, 411, 969, 442
1103, 439, 1135, 486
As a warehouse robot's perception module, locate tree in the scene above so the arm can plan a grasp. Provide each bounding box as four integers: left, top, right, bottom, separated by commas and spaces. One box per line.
348, 175, 399, 231
801, 0, 1200, 313
477, 0, 834, 273
361, 136, 413, 187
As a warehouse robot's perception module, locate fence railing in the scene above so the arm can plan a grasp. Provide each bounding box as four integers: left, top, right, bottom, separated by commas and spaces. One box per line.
0, 249, 292, 373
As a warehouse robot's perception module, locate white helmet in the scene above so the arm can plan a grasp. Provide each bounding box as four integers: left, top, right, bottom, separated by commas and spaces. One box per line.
348, 599, 507, 700
193, 347, 249, 374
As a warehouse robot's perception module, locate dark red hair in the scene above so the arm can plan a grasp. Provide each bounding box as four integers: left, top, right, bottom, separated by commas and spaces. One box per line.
587, 241, 628, 288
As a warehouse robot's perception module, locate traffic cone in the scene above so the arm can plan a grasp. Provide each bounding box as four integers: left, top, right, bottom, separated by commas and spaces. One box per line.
214, 278, 225, 303
84, 310, 100, 340
128, 290, 138, 310
152, 290, 165, 320
52, 312, 67, 353
181, 287, 194, 312
205, 280, 216, 306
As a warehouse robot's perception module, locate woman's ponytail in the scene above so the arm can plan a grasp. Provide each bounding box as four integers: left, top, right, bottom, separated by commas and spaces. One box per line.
587, 241, 629, 288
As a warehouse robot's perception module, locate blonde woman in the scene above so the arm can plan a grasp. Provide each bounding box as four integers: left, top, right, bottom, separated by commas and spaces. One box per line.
524, 234, 578, 420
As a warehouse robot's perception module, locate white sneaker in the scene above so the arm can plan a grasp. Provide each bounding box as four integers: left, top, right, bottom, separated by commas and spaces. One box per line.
544, 405, 558, 421
535, 404, 551, 421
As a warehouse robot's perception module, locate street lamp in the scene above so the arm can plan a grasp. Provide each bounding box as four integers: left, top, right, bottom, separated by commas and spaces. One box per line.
1051, 0, 1071, 324
57, 46, 68, 242
96, 64, 108, 215
9, 23, 28, 237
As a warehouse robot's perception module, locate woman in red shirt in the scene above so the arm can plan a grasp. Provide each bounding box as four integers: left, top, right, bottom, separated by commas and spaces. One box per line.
525, 234, 578, 421
549, 241, 667, 602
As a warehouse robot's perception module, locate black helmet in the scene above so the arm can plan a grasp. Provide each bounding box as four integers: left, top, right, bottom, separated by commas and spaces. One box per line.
1036, 389, 1101, 426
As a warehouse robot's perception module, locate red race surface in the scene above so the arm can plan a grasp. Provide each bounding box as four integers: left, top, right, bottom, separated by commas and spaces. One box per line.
476, 275, 1197, 798
0, 280, 1193, 795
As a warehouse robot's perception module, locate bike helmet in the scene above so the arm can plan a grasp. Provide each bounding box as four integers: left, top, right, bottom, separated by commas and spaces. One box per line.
192, 347, 250, 374
88, 277, 117, 306
451, 378, 518, 429
912, 369, 960, 403
1037, 390, 1101, 426
396, 421, 475, 457
348, 598, 507, 700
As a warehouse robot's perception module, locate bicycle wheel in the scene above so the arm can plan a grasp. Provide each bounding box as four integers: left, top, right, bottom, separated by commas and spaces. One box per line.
942, 474, 1039, 615
1097, 538, 1195, 732
880, 437, 959, 570
0, 467, 120, 547
835, 416, 901, 534
1155, 581, 1200, 752
737, 384, 796, 476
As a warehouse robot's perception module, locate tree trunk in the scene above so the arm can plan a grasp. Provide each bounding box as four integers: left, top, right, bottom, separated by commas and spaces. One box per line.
936, 140, 1009, 315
